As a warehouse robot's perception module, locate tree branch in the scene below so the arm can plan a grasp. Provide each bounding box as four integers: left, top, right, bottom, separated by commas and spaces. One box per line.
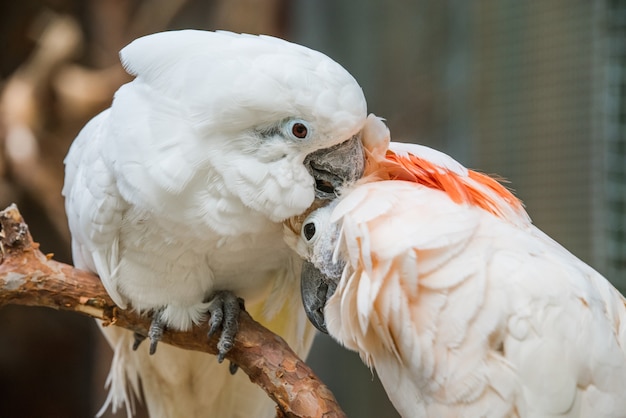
0, 204, 345, 418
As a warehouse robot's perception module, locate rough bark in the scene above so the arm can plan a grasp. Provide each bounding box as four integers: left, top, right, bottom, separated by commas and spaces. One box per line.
0, 204, 345, 418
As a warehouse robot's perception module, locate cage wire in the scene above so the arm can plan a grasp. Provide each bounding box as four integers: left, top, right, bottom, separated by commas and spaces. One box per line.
602, 0, 626, 289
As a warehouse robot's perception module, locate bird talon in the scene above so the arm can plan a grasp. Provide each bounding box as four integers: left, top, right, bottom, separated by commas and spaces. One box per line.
229, 361, 239, 375
148, 309, 166, 355
207, 306, 223, 338
217, 339, 233, 360
132, 332, 146, 351
206, 291, 241, 362
149, 339, 159, 355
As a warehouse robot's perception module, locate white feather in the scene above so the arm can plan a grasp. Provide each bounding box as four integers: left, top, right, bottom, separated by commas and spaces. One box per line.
64, 30, 366, 417
297, 178, 626, 418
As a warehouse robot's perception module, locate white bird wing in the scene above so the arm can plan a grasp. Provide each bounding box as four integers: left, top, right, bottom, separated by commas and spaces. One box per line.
63, 109, 128, 308
326, 179, 626, 418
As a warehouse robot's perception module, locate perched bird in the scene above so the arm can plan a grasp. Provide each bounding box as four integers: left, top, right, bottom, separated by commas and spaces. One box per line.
63, 30, 367, 417
288, 115, 626, 417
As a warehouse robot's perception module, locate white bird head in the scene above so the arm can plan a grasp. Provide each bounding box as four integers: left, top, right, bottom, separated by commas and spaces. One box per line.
295, 201, 344, 333
106, 30, 367, 228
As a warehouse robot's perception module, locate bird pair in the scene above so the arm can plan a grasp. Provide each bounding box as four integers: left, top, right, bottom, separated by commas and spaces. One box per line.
64, 30, 626, 418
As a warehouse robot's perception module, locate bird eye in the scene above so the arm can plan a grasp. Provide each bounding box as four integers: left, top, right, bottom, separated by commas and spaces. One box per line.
292, 123, 308, 138
303, 222, 316, 241
288, 120, 310, 140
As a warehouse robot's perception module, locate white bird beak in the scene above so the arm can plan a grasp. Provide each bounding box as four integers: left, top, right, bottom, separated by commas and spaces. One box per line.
304, 135, 364, 199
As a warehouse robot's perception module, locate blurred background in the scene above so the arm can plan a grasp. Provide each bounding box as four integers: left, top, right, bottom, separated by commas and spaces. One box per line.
0, 0, 624, 417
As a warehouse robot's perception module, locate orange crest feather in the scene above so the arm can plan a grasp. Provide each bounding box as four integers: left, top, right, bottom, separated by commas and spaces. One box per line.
364, 149, 527, 223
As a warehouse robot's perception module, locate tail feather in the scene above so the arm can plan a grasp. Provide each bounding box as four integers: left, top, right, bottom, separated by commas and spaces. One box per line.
97, 326, 142, 418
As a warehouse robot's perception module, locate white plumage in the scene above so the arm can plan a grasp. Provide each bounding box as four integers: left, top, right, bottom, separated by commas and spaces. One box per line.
292, 116, 626, 418
63, 30, 367, 417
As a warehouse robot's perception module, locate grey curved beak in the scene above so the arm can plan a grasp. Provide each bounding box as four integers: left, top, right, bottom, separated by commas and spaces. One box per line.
301, 261, 338, 334
305, 135, 364, 199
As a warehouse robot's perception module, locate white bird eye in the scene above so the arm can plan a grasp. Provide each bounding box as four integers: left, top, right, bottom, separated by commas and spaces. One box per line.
287, 120, 310, 140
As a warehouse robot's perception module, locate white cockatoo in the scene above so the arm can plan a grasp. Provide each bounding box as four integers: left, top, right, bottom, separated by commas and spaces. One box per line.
288, 115, 626, 417
63, 30, 368, 417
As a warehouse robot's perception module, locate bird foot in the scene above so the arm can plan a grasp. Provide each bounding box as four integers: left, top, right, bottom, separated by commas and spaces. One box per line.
131, 309, 166, 355
131, 294, 242, 362
206, 290, 243, 363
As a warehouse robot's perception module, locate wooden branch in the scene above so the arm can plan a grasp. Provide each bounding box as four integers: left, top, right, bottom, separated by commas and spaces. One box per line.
0, 204, 345, 418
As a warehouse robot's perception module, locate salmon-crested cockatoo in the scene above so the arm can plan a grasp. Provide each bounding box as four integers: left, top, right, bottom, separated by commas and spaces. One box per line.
63, 30, 367, 417
287, 115, 626, 418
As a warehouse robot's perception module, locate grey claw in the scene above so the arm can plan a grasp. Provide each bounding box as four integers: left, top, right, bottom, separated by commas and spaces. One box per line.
148, 309, 166, 355
229, 361, 239, 375
132, 332, 146, 351
206, 291, 241, 363
208, 305, 223, 338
